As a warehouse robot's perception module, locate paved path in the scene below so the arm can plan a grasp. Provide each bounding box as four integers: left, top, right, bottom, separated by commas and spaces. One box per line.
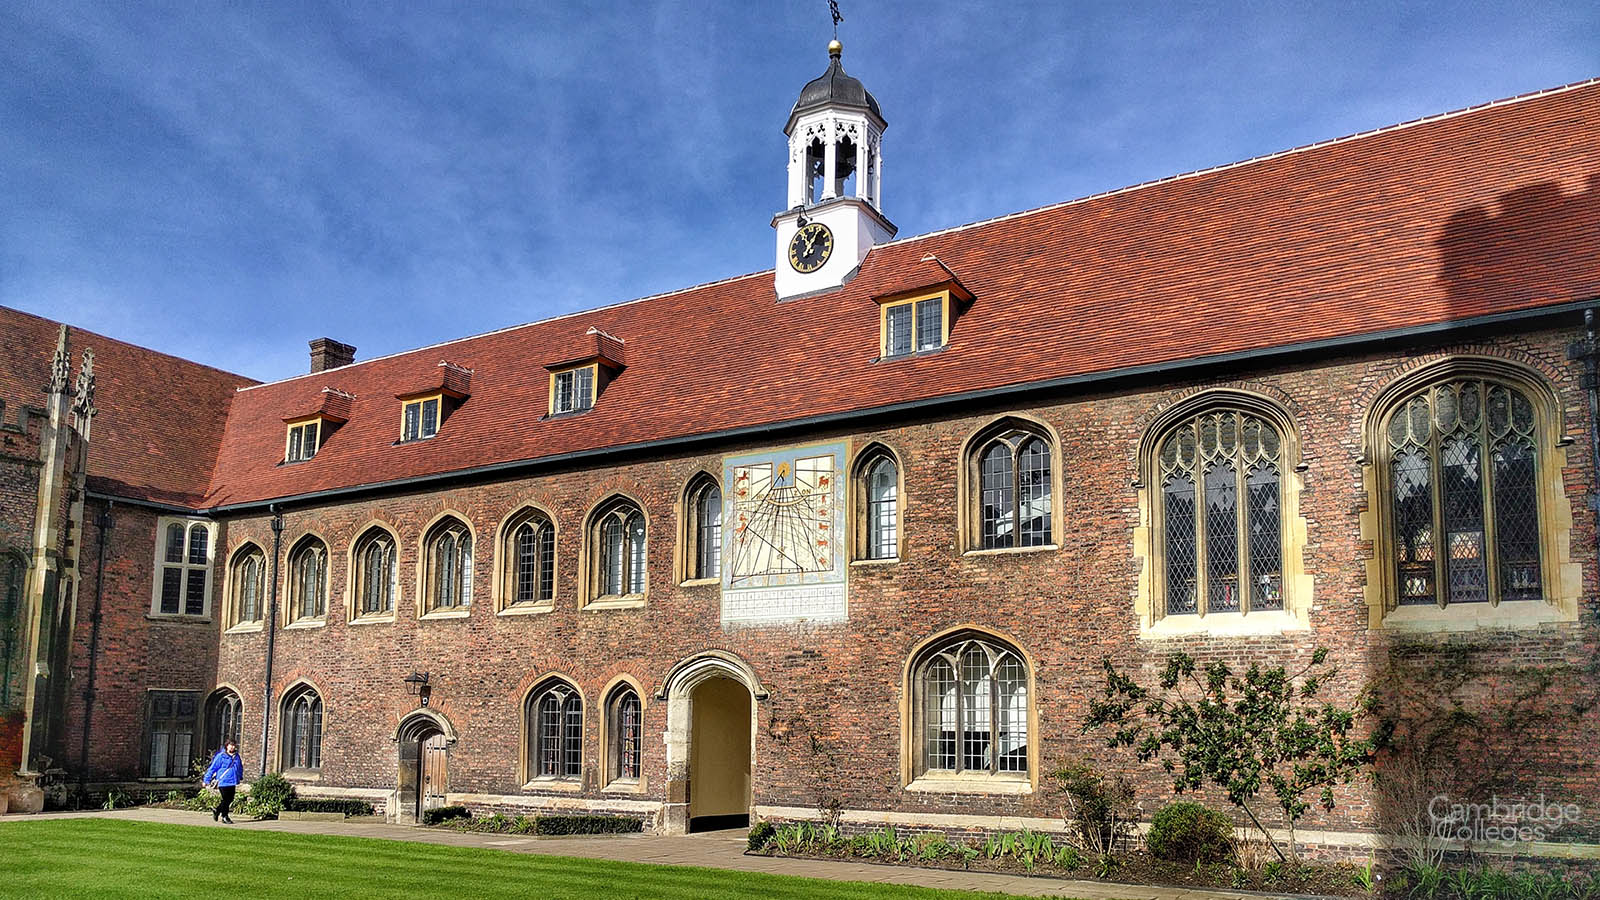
16, 807, 1311, 900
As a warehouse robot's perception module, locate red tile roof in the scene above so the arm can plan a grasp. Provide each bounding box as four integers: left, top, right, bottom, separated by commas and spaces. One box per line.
0, 306, 256, 507
147, 81, 1600, 506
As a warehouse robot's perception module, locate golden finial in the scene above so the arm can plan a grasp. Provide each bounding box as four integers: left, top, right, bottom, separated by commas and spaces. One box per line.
828, 38, 842, 58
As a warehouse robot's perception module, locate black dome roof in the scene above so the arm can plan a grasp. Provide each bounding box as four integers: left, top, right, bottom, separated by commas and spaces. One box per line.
787, 42, 883, 131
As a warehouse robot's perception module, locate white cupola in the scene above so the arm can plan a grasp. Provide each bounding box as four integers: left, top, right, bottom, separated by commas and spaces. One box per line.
772, 40, 897, 300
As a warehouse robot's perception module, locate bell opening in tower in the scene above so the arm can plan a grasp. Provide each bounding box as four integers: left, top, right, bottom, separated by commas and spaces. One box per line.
835, 135, 858, 199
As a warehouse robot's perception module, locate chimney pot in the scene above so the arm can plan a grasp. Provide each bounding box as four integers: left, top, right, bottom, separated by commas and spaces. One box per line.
309, 338, 356, 373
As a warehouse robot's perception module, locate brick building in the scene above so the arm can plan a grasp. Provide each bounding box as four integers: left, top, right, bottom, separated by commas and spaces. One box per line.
3, 47, 1599, 855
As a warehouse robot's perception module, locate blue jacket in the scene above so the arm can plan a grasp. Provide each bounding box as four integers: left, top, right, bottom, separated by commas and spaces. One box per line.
204, 749, 244, 788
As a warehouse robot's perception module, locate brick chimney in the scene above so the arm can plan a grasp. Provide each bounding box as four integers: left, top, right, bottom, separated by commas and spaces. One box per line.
309, 338, 356, 373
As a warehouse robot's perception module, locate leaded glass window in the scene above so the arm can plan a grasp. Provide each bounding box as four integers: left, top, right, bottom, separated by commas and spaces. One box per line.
882, 296, 948, 358
510, 514, 555, 607
612, 689, 641, 782
427, 519, 472, 612
687, 476, 721, 580
863, 454, 899, 560
529, 682, 582, 780
354, 529, 396, 617
1157, 410, 1283, 617
145, 690, 198, 777
282, 687, 323, 770
155, 519, 212, 617
1384, 379, 1542, 608
593, 499, 646, 599
552, 367, 596, 415
231, 546, 265, 625
974, 428, 1053, 550
205, 689, 242, 753
917, 636, 1029, 777
289, 537, 327, 622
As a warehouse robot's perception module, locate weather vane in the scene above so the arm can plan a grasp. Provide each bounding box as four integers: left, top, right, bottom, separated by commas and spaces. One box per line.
829, 0, 843, 40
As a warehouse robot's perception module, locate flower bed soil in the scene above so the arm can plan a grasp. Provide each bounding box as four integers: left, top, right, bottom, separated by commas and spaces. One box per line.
753, 846, 1366, 898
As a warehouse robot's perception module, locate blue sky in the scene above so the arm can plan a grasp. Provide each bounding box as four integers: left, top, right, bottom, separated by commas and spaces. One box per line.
2, 2, 1595, 383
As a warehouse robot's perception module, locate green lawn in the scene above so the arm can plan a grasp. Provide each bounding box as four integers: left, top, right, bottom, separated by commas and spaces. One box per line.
0, 818, 1023, 900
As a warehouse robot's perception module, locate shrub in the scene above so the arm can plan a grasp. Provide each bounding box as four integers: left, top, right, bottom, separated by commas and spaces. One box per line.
245, 772, 294, 817
283, 798, 374, 816
1146, 802, 1234, 864
533, 814, 642, 835
422, 805, 471, 826
1048, 760, 1137, 855
747, 821, 776, 852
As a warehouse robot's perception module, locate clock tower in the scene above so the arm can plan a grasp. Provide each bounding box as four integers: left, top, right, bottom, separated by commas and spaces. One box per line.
773, 40, 896, 300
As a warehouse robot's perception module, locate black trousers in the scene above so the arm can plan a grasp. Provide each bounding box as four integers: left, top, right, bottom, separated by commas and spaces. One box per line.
216, 786, 236, 819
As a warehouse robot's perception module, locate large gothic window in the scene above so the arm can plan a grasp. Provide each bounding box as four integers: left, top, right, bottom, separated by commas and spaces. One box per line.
281, 685, 323, 771
526, 680, 582, 781
967, 422, 1054, 551
1157, 410, 1285, 617
913, 634, 1030, 779
228, 544, 265, 628
503, 507, 555, 609
1382, 378, 1544, 608
424, 517, 472, 614
351, 527, 397, 619
144, 690, 199, 777
152, 518, 214, 617
589, 497, 646, 601
287, 536, 327, 623
1, 553, 25, 709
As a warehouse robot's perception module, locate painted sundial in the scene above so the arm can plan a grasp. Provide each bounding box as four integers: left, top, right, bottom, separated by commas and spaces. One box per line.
721, 442, 848, 624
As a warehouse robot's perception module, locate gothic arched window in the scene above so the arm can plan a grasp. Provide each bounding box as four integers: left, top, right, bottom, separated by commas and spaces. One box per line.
526, 680, 582, 781
205, 688, 242, 753
966, 422, 1054, 551
912, 633, 1030, 779
683, 474, 721, 581
281, 685, 323, 771
856, 449, 900, 561
1156, 410, 1285, 617
352, 527, 397, 619
287, 536, 327, 623
424, 517, 472, 614
606, 685, 642, 785
590, 498, 646, 601
228, 545, 265, 627
1380, 377, 1545, 608
503, 507, 556, 610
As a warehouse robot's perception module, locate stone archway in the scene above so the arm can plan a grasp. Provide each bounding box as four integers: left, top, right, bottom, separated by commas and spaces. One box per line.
657, 652, 766, 835
393, 709, 455, 824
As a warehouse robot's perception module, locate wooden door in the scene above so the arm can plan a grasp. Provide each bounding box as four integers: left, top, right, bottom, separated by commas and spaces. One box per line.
420, 732, 449, 811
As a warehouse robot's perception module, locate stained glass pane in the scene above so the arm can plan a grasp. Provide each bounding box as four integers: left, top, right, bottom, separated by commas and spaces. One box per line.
1247, 461, 1283, 611
1493, 437, 1542, 602
1442, 435, 1487, 603
1392, 448, 1436, 605
867, 458, 898, 559
1163, 471, 1198, 615
923, 658, 956, 771
979, 443, 1014, 549
1205, 460, 1239, 612
960, 648, 992, 772
1017, 439, 1052, 547
995, 654, 1028, 773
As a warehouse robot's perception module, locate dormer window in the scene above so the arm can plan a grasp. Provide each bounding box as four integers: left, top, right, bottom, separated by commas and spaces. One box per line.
881, 291, 950, 359
550, 364, 596, 415
401, 396, 441, 442
285, 419, 321, 462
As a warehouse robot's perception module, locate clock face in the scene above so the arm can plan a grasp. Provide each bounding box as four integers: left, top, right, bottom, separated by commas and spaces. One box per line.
787, 222, 834, 273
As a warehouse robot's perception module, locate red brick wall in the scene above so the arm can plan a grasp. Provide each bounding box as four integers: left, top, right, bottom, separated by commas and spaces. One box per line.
62, 502, 223, 780
197, 326, 1598, 836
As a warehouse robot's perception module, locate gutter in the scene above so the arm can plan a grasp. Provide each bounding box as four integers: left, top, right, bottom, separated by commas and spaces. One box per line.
206, 298, 1600, 515
76, 499, 112, 796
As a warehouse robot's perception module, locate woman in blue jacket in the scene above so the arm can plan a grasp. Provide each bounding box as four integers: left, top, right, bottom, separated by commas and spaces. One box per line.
203, 740, 244, 824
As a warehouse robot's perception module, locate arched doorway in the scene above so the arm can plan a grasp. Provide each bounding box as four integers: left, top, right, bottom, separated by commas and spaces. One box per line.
659, 652, 764, 835
688, 675, 751, 832
395, 712, 453, 824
